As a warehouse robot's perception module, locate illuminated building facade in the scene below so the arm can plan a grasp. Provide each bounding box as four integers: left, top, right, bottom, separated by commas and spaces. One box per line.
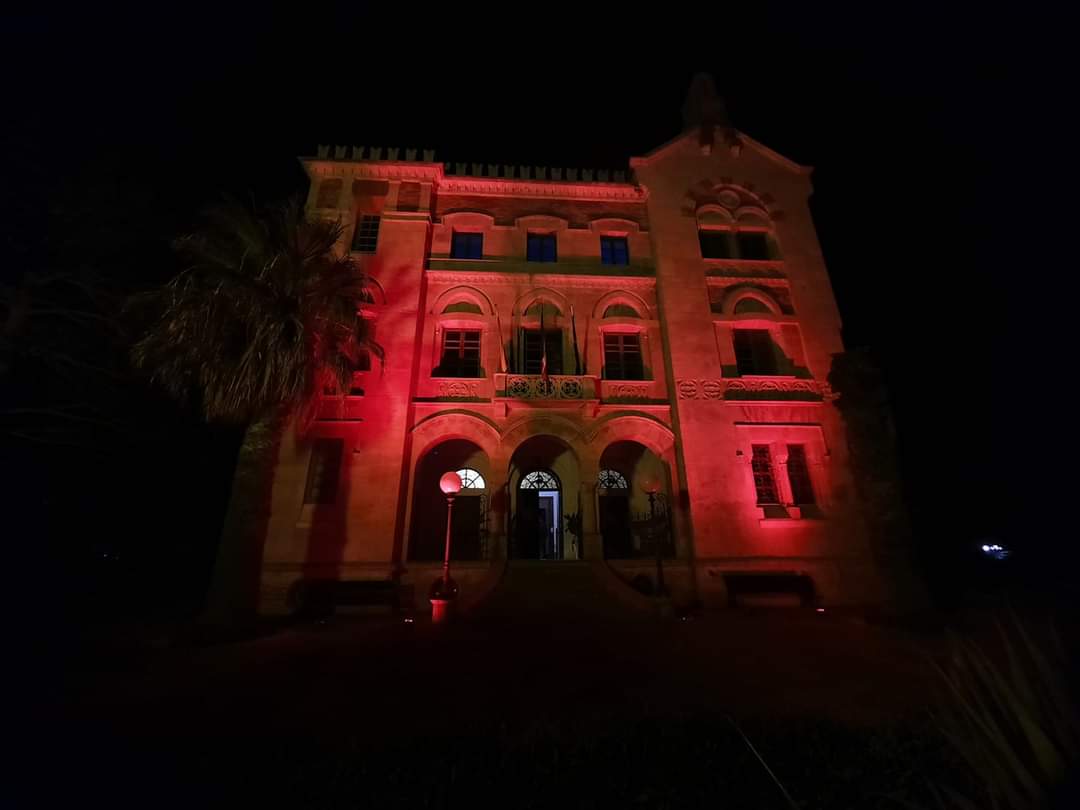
257, 88, 886, 614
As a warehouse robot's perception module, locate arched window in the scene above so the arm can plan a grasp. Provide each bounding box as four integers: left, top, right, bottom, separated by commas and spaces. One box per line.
520, 470, 559, 490
733, 297, 771, 315
455, 468, 486, 489
443, 300, 483, 314
602, 303, 640, 318
524, 301, 562, 318
598, 469, 629, 490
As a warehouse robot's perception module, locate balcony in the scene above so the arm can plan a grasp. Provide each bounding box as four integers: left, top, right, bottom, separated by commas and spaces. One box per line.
494, 373, 598, 401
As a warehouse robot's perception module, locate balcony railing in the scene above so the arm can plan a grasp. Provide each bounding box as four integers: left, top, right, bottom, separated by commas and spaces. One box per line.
495, 373, 598, 400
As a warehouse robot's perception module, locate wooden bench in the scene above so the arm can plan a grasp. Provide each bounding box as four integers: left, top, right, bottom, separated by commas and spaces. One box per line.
292, 579, 410, 618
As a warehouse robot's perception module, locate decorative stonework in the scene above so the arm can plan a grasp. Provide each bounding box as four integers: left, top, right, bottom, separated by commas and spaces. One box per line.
438, 381, 481, 399
677, 380, 700, 400
717, 189, 741, 209
440, 177, 645, 203
504, 375, 585, 400
607, 383, 650, 399
676, 378, 831, 401
426, 270, 656, 290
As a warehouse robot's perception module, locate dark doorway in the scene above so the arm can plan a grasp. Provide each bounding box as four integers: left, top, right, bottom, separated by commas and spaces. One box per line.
515, 488, 540, 559
600, 494, 632, 558
513, 469, 562, 559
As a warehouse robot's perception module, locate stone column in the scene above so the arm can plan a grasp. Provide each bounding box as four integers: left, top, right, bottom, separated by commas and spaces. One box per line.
487, 453, 511, 560
579, 453, 601, 560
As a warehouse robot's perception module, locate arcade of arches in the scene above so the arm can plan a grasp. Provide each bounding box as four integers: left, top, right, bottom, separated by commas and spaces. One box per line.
406, 425, 677, 564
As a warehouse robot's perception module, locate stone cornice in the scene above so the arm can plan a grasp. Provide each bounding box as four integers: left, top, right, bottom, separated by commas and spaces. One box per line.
705, 273, 789, 288
302, 156, 648, 202
425, 270, 657, 289
303, 160, 443, 182
438, 177, 646, 203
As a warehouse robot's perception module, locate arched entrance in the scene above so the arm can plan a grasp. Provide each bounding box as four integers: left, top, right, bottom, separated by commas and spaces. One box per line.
408, 439, 489, 561
508, 435, 579, 560
598, 440, 672, 559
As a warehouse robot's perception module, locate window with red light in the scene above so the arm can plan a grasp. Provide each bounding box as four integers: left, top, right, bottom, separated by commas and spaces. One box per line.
523, 329, 563, 375
603, 333, 644, 380
351, 215, 380, 253
438, 330, 482, 377
733, 329, 779, 375
750, 445, 779, 505
786, 444, 815, 505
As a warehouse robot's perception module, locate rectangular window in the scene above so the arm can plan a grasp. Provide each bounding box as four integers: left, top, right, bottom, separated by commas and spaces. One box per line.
786, 444, 815, 505
303, 439, 344, 504
600, 236, 630, 265
751, 445, 779, 505
351, 215, 381, 253
603, 333, 644, 380
699, 230, 733, 259
439, 330, 482, 377
523, 329, 563, 374
527, 233, 557, 263
733, 329, 778, 375
737, 231, 770, 260
450, 231, 484, 259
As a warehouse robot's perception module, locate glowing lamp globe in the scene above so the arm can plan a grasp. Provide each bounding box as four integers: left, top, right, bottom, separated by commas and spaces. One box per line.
641, 476, 661, 495
439, 471, 463, 496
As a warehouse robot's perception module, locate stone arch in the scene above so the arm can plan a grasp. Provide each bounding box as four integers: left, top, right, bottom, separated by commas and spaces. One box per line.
592, 289, 651, 320
514, 287, 570, 317
721, 285, 782, 317
586, 413, 676, 458
501, 415, 585, 459
506, 432, 581, 560
407, 437, 492, 561
411, 410, 501, 461
431, 285, 495, 316
684, 179, 784, 222
359, 276, 387, 306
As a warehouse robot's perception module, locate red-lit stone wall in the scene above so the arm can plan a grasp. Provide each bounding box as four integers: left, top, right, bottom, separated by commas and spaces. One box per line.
255, 140, 885, 614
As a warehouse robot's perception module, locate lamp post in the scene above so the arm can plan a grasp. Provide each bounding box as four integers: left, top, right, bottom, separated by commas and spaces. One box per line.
430, 471, 462, 623
641, 476, 667, 597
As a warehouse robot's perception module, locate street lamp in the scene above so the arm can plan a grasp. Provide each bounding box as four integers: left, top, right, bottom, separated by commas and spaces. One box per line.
641, 475, 668, 597
430, 470, 462, 623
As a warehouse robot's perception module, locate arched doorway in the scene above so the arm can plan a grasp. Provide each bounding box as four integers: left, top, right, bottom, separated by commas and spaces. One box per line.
598, 440, 672, 559
408, 439, 489, 561
508, 435, 579, 560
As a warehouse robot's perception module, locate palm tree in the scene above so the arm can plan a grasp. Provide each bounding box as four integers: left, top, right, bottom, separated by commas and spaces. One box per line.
131, 198, 380, 630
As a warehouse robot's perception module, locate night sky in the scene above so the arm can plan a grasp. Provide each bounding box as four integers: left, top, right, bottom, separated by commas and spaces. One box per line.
4, 8, 1066, 615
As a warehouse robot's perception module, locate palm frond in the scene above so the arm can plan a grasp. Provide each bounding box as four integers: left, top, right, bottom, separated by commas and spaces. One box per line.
131, 196, 382, 423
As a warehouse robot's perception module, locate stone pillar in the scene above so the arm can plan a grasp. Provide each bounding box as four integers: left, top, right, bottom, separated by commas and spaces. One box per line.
580, 481, 601, 560
487, 454, 511, 560
580, 450, 602, 560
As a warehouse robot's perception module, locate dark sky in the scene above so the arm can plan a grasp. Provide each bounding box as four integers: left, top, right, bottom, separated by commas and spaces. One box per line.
5, 7, 1067, 602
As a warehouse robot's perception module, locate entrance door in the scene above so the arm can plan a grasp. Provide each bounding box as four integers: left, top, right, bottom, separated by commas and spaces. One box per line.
538, 491, 561, 559
600, 494, 632, 558
515, 488, 540, 559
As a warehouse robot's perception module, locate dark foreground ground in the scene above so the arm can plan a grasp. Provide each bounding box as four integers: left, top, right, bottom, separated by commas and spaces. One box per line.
19, 605, 990, 810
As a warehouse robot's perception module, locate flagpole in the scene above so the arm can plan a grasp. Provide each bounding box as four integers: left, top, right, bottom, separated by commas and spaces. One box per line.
495, 305, 508, 373
570, 304, 581, 375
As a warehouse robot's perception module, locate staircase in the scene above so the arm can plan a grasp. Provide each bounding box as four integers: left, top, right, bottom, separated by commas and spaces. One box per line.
471, 560, 654, 625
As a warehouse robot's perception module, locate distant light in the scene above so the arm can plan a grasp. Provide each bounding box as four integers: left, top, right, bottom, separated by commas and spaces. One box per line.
815, 608, 825, 613
980, 543, 1010, 560
403, 617, 414, 623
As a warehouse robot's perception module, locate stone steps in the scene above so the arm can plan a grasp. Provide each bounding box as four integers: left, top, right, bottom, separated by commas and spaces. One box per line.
474, 560, 650, 623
